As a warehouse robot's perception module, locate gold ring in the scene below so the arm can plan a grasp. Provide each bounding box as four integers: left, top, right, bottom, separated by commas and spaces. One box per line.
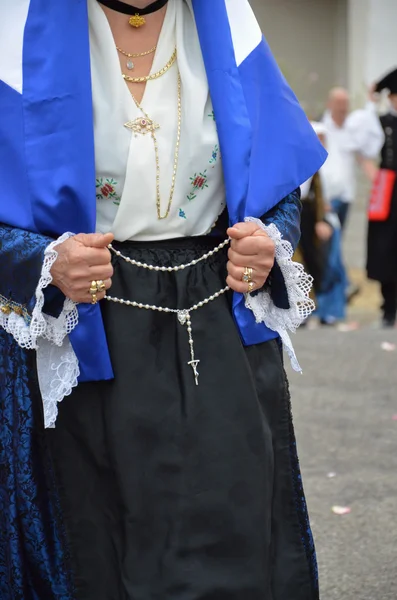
90, 280, 98, 294
91, 293, 98, 305
242, 267, 253, 283
96, 280, 106, 292
247, 281, 255, 294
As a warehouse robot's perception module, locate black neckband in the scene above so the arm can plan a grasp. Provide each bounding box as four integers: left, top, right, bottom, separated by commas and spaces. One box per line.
98, 0, 169, 16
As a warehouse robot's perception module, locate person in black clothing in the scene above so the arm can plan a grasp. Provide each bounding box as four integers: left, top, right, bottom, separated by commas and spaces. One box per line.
367, 68, 397, 327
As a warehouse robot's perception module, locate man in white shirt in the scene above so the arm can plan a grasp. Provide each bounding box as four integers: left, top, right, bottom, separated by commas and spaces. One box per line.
315, 88, 384, 320
321, 87, 384, 229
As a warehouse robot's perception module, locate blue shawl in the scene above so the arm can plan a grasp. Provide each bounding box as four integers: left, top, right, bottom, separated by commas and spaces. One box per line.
0, 0, 327, 381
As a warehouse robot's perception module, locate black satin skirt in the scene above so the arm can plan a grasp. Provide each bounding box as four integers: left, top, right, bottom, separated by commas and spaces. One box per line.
46, 235, 319, 600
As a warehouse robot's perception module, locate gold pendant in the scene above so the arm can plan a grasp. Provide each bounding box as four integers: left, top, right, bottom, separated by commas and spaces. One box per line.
129, 14, 146, 28
124, 117, 160, 137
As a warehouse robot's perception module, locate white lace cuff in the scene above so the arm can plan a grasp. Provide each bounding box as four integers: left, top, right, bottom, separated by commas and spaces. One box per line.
244, 218, 315, 372
0, 232, 80, 428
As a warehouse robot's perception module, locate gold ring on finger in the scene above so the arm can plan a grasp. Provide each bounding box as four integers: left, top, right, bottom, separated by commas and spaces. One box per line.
90, 280, 99, 294
96, 280, 106, 292
91, 293, 98, 305
242, 267, 253, 283
247, 281, 255, 294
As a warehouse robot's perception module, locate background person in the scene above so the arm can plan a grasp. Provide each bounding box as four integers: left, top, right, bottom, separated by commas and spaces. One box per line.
298, 123, 333, 300
321, 87, 385, 230
367, 68, 397, 327
320, 87, 385, 311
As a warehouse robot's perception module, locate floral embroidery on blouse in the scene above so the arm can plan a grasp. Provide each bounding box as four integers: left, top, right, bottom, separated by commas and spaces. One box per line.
208, 110, 215, 121
209, 144, 219, 165
187, 170, 209, 202
179, 209, 187, 219
96, 178, 122, 206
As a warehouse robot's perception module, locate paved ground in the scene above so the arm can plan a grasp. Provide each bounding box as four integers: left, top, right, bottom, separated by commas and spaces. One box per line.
286, 187, 397, 599
287, 325, 397, 600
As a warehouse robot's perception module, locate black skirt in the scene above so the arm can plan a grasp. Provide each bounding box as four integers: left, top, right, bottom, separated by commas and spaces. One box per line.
367, 181, 397, 283
46, 235, 319, 600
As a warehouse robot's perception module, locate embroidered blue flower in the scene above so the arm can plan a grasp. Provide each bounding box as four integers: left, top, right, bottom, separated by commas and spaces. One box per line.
179, 209, 187, 219
209, 144, 219, 165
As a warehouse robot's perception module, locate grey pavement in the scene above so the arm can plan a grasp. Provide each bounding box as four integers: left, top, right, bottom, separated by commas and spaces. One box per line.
287, 325, 397, 600
287, 180, 397, 600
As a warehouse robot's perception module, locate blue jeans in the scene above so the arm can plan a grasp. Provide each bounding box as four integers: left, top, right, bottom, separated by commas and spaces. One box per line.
316, 225, 347, 322
330, 198, 350, 231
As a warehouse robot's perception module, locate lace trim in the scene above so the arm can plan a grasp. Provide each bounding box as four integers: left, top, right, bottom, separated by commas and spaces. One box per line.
0, 233, 80, 428
36, 340, 80, 429
244, 218, 315, 373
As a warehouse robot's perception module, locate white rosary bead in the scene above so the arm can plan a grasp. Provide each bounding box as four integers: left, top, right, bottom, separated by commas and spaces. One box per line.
107, 236, 231, 387
109, 239, 230, 273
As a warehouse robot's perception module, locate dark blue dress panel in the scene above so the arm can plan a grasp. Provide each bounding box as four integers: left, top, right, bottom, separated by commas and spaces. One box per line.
0, 330, 74, 599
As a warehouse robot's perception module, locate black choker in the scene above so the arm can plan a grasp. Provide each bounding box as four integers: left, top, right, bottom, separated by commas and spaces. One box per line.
98, 0, 169, 28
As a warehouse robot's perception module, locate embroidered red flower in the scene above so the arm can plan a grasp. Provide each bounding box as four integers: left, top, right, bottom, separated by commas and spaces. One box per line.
96, 178, 121, 206
101, 183, 114, 197
193, 176, 205, 188
187, 170, 209, 202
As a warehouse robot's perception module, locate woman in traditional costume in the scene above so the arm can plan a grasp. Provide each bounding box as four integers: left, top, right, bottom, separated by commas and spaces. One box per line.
0, 1, 326, 598
367, 68, 397, 327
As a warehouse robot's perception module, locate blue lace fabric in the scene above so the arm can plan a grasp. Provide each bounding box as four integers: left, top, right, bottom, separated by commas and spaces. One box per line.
0, 225, 54, 313
262, 189, 302, 309
0, 224, 74, 599
0, 332, 74, 599
263, 188, 302, 250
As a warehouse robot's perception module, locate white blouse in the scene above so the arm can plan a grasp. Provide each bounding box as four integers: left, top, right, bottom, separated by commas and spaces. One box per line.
321, 103, 384, 203
88, 0, 225, 242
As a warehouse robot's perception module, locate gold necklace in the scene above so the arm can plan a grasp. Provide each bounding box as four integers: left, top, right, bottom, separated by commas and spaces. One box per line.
116, 44, 157, 71
124, 72, 182, 220
123, 48, 177, 84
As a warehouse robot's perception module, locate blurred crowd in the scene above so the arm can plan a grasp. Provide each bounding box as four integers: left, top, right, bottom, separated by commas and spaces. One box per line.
297, 68, 397, 328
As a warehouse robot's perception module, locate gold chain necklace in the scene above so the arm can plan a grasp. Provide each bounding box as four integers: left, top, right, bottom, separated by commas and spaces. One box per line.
116, 44, 157, 71
123, 48, 177, 84
124, 72, 182, 220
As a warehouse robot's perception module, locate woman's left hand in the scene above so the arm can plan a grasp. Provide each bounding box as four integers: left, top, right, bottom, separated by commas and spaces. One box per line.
226, 222, 275, 293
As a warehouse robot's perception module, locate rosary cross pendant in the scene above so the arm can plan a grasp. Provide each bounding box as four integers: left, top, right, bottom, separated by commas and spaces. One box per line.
188, 359, 200, 386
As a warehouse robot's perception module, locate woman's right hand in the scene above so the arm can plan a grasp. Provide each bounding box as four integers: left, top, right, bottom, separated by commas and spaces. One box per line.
50, 232, 114, 303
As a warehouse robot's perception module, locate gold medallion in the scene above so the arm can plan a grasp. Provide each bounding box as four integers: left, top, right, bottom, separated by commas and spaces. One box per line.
124, 117, 160, 137
129, 14, 146, 28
